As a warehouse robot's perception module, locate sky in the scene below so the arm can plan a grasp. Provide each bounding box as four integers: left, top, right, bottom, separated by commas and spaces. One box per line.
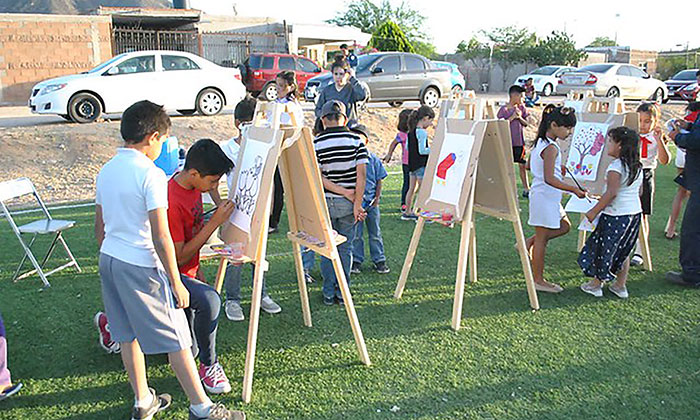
190, 0, 698, 54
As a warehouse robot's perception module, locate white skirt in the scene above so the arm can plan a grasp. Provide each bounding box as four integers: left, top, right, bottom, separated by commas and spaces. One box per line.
528, 192, 566, 229
676, 148, 686, 169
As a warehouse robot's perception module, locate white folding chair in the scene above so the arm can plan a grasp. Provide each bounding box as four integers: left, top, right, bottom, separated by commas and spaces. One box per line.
0, 177, 81, 288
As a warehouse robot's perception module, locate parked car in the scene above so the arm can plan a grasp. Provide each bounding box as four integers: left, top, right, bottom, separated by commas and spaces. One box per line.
514, 65, 577, 96
432, 61, 466, 97
240, 53, 324, 101
665, 69, 699, 101
558, 63, 668, 102
304, 52, 452, 107
28, 50, 246, 123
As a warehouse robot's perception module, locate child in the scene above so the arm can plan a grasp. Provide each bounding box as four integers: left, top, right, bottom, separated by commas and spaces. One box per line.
95, 100, 243, 420
0, 311, 21, 402
523, 78, 539, 107
349, 124, 390, 275
314, 59, 366, 124
525, 105, 586, 293
220, 97, 283, 321
630, 103, 669, 265
403, 105, 435, 221
314, 100, 368, 305
578, 127, 643, 298
665, 102, 698, 239
498, 85, 531, 198
383, 109, 412, 212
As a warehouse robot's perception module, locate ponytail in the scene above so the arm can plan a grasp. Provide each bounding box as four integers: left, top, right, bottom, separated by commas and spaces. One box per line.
408, 105, 436, 132
608, 126, 642, 186
536, 104, 577, 143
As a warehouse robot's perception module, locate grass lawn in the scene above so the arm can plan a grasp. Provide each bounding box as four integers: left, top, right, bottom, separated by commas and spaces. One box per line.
0, 161, 698, 420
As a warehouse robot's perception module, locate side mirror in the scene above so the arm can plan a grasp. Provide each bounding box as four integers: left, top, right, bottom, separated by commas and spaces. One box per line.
106, 66, 119, 76
371, 67, 384, 74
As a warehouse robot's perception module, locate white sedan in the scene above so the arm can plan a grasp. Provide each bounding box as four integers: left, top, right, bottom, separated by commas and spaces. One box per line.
558, 63, 668, 102
29, 50, 246, 123
515, 65, 577, 96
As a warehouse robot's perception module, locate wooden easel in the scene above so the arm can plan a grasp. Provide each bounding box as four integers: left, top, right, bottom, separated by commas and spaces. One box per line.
394, 98, 539, 331
214, 102, 370, 403
559, 97, 652, 271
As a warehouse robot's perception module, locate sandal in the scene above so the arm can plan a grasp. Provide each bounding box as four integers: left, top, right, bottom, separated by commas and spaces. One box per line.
664, 231, 677, 240
534, 281, 563, 294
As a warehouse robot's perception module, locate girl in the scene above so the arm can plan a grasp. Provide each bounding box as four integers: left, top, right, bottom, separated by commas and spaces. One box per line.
578, 127, 643, 298
665, 102, 698, 239
403, 105, 435, 221
0, 311, 22, 401
630, 103, 669, 262
525, 105, 585, 293
383, 109, 412, 212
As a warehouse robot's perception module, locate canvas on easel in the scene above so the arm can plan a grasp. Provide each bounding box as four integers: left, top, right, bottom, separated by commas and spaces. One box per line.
394, 98, 539, 331
214, 102, 370, 403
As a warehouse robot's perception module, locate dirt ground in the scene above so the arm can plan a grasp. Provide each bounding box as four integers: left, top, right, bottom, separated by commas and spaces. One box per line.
0, 103, 687, 204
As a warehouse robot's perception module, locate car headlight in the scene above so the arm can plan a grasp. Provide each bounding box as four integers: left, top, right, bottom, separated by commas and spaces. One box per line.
40, 83, 67, 95
682, 83, 698, 92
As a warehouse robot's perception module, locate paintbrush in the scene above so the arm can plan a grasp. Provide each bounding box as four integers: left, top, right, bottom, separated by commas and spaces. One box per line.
564, 166, 592, 203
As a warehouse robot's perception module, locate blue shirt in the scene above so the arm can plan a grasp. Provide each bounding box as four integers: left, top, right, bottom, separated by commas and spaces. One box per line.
363, 153, 388, 207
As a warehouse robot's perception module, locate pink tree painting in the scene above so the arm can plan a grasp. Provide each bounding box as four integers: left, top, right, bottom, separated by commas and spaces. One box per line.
566, 122, 609, 181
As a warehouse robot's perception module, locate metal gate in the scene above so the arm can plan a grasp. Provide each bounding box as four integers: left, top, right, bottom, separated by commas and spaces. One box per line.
112, 26, 199, 55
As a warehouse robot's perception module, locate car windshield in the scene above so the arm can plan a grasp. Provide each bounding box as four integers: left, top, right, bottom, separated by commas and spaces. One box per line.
531, 66, 558, 76
356, 55, 379, 72
88, 55, 125, 74
672, 70, 698, 81
579, 64, 613, 73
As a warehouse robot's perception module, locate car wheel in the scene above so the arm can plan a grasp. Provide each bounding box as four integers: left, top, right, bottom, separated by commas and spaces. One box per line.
177, 109, 196, 116
420, 86, 440, 108
262, 83, 278, 102
68, 92, 102, 123
542, 83, 553, 97
606, 87, 620, 98
389, 101, 403, 108
451, 85, 463, 98
196, 88, 224, 116
652, 88, 664, 104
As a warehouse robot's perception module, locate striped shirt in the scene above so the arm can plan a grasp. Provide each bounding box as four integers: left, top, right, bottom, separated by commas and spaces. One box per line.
313, 126, 369, 197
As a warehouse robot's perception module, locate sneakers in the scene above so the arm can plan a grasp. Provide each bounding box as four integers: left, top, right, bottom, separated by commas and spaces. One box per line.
665, 271, 700, 288
131, 388, 171, 420
0, 382, 22, 402
374, 261, 390, 274
198, 362, 232, 394
323, 295, 335, 306
261, 296, 282, 314
224, 301, 244, 322
580, 281, 603, 297
350, 261, 362, 274
522, 190, 530, 199
401, 213, 418, 221
608, 283, 629, 299
304, 270, 315, 284
94, 311, 121, 354
630, 254, 644, 266
189, 403, 245, 420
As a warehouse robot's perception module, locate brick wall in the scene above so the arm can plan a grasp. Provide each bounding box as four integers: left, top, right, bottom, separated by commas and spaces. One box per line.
0, 14, 113, 105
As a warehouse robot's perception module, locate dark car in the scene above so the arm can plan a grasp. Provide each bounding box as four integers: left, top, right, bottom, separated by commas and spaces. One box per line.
240, 53, 324, 101
665, 69, 699, 100
304, 52, 452, 107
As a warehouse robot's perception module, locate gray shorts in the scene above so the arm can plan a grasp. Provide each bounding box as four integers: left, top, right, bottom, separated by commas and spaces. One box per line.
99, 253, 192, 355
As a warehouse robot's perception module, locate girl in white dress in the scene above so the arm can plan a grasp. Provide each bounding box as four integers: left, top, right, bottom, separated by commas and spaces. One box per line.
525, 105, 586, 293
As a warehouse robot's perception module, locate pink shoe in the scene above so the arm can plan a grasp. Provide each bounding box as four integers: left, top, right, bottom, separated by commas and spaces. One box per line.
198, 362, 232, 394
93, 311, 120, 354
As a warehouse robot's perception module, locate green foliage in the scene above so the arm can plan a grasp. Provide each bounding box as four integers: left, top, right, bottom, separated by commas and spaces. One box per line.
456, 37, 490, 64
479, 26, 536, 85
657, 55, 688, 80
413, 39, 437, 59
587, 36, 618, 47
369, 20, 414, 53
530, 31, 587, 67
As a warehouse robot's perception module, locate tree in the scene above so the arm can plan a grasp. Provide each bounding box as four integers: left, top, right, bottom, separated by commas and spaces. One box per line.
480, 26, 536, 87
587, 36, 617, 48
530, 31, 587, 67
369, 20, 414, 53
456, 37, 491, 86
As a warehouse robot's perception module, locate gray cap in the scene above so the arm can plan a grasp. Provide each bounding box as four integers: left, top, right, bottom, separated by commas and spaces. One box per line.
320, 100, 346, 118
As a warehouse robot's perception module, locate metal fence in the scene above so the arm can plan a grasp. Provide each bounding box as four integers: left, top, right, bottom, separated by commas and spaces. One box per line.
112, 27, 199, 55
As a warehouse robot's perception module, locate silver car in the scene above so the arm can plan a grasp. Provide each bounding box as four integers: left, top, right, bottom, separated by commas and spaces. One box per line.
558, 63, 668, 102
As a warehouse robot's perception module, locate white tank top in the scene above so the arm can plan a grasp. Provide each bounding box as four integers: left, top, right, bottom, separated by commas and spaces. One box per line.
530, 137, 563, 199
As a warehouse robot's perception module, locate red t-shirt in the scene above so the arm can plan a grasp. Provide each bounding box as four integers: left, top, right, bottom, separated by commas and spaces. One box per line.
167, 177, 204, 278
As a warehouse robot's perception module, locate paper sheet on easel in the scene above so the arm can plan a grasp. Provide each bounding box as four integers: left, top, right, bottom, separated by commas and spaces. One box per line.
428, 131, 475, 207
564, 194, 598, 213
230, 138, 274, 233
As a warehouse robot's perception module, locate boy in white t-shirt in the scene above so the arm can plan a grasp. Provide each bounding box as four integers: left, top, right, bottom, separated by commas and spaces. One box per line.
95, 100, 244, 420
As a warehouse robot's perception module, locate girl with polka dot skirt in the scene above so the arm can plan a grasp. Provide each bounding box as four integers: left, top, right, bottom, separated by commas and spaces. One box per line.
578, 127, 643, 299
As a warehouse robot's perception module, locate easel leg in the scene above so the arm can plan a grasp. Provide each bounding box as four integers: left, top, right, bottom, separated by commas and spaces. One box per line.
639, 219, 653, 272
214, 257, 228, 294
468, 222, 477, 284
578, 214, 587, 252
331, 251, 371, 366
241, 261, 266, 403
394, 217, 426, 299
292, 242, 312, 327
452, 219, 473, 331
513, 218, 539, 311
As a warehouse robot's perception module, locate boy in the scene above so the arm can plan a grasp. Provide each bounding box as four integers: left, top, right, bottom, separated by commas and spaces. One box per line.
219, 95, 283, 321
498, 85, 531, 198
314, 100, 368, 304
348, 124, 390, 275
95, 100, 243, 420
523, 78, 539, 107
314, 60, 366, 124
0, 311, 22, 401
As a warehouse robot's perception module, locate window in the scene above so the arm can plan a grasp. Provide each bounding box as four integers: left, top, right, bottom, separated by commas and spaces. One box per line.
297, 58, 319, 73
112, 56, 155, 74
404, 56, 426, 72
377, 56, 400, 73
279, 56, 295, 70
673, 70, 697, 81
616, 66, 631, 76
629, 66, 648, 78
162, 55, 200, 71
580, 64, 613, 73
260, 56, 274, 69
532, 66, 558, 76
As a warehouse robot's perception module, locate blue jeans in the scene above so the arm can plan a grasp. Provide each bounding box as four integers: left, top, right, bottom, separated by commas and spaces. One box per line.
302, 247, 316, 272
181, 275, 221, 366
525, 95, 539, 107
352, 205, 386, 264
321, 196, 356, 299
223, 263, 268, 303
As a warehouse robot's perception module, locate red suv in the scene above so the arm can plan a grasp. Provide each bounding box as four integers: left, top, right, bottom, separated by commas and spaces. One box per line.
241, 53, 324, 101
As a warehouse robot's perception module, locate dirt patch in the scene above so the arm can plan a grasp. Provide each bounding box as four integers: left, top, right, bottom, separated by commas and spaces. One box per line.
0, 103, 687, 204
